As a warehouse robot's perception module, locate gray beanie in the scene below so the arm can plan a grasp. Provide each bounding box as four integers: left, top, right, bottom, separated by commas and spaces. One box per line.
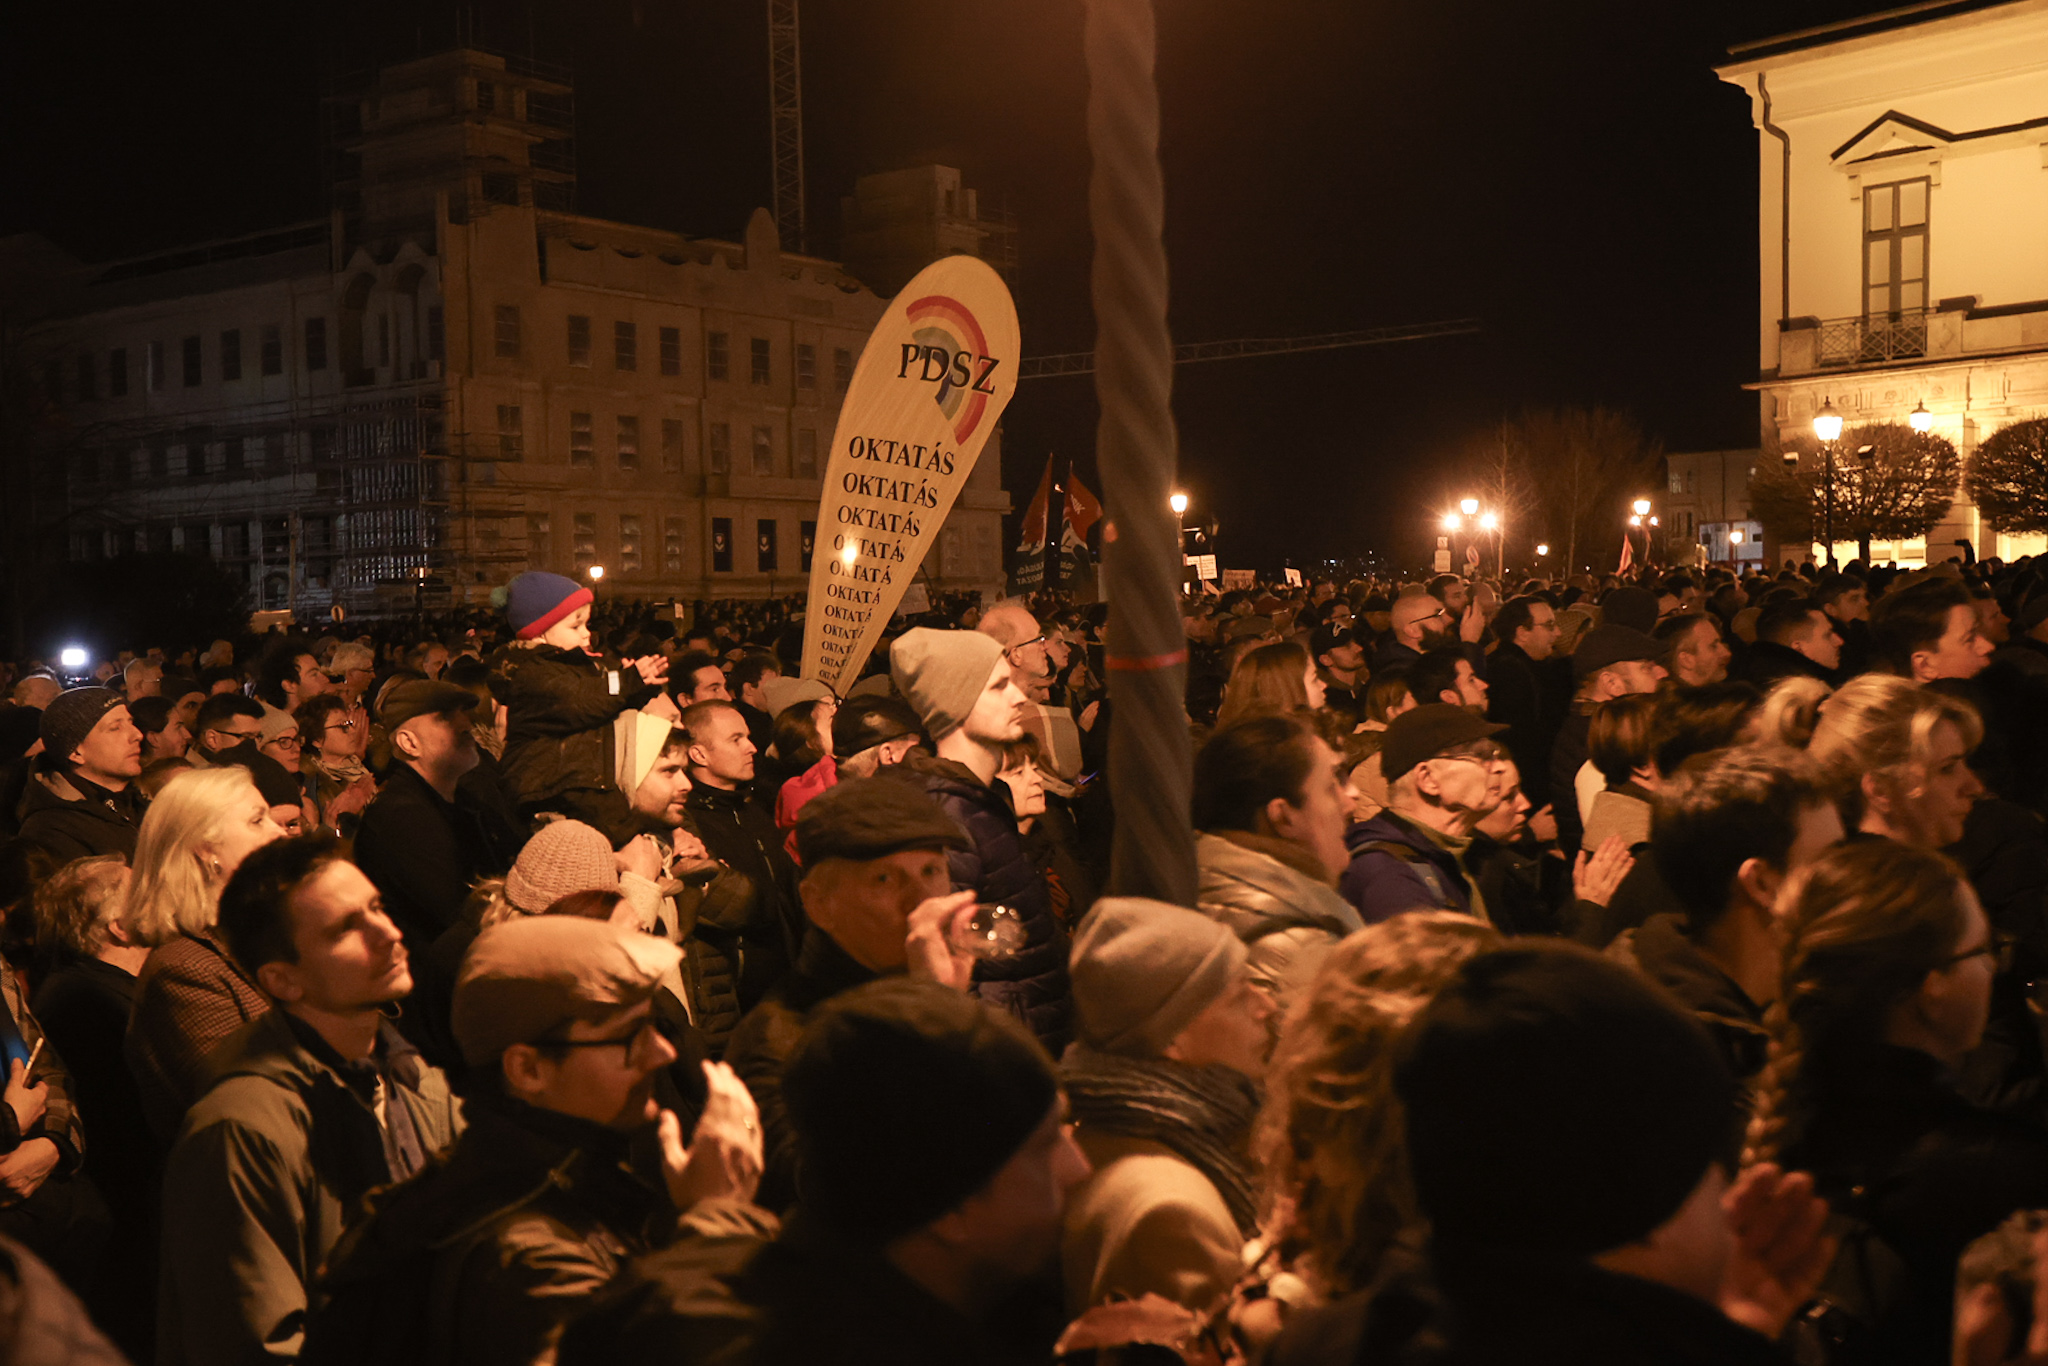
39, 688, 124, 767
888, 627, 1005, 739
1069, 898, 1247, 1056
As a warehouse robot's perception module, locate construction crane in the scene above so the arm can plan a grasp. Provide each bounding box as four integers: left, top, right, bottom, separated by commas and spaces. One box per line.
1017, 317, 1481, 379
768, 0, 804, 252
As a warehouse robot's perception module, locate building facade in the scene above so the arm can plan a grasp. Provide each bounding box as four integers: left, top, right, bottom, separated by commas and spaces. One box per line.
1719, 0, 2048, 567
1663, 448, 1765, 567
3, 49, 1008, 618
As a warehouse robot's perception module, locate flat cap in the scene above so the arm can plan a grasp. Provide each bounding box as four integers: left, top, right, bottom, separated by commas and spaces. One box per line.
797, 774, 970, 868
760, 675, 834, 718
380, 679, 479, 731
1571, 623, 1666, 681
831, 695, 925, 760
1381, 703, 1507, 784
452, 916, 681, 1067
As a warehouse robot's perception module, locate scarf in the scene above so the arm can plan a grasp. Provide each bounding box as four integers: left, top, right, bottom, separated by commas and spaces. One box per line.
1060, 1046, 1262, 1236
314, 753, 370, 788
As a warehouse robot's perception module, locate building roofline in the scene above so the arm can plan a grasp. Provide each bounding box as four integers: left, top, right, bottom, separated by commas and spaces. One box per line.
1723, 0, 2037, 66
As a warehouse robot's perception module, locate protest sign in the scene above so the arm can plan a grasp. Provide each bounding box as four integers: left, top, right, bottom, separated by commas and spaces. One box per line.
799, 257, 1020, 688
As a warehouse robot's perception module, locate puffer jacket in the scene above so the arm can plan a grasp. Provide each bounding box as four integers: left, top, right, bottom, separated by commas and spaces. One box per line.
1194, 831, 1361, 1012
14, 770, 143, 865
487, 644, 657, 818
901, 758, 1072, 1054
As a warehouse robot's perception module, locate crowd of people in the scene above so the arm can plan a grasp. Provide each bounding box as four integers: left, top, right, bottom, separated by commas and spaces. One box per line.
0, 551, 2045, 1363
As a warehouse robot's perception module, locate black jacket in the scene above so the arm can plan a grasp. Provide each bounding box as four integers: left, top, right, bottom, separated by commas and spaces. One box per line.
1731, 639, 1835, 692
14, 771, 143, 865
1607, 913, 1769, 1081
1548, 712, 1593, 857
686, 784, 804, 983
353, 763, 521, 949
488, 643, 657, 820
908, 758, 1072, 1054
1485, 643, 1567, 808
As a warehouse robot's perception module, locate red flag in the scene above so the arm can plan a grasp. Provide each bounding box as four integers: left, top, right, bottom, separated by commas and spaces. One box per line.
1065, 473, 1104, 543
1617, 532, 1634, 574
1018, 455, 1053, 551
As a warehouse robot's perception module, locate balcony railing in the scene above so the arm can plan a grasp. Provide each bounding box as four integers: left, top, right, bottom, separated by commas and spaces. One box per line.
1814, 311, 1928, 367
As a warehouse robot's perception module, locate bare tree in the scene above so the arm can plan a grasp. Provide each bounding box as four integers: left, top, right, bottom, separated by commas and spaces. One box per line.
1752, 421, 1958, 562
1492, 407, 1662, 574
1967, 418, 2048, 535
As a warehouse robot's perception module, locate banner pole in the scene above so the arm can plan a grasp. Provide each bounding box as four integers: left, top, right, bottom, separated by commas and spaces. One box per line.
1084, 0, 1195, 905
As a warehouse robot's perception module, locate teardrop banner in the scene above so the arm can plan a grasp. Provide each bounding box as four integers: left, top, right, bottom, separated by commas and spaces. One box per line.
800, 256, 1020, 689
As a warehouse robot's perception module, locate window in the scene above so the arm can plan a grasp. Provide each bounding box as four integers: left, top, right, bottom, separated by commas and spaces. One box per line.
796, 427, 818, 479
707, 331, 729, 381
377, 314, 390, 366
800, 520, 816, 571
42, 359, 61, 402
619, 514, 643, 571
614, 321, 637, 371
567, 315, 591, 366
221, 522, 249, 558
426, 306, 444, 362
185, 442, 206, 478
711, 517, 733, 572
796, 343, 816, 391
182, 336, 202, 387
220, 329, 242, 382
304, 319, 327, 371
757, 519, 777, 572
752, 425, 775, 476
1865, 178, 1929, 320
311, 425, 338, 463
528, 513, 552, 567
146, 340, 165, 391
260, 434, 286, 475
1668, 472, 1683, 495
664, 516, 684, 572
482, 173, 520, 206
494, 304, 522, 358
148, 444, 168, 479
569, 412, 594, 466
708, 422, 731, 474
659, 326, 681, 376
573, 512, 598, 570
261, 325, 282, 376
183, 524, 211, 556
109, 348, 128, 397
833, 347, 852, 391
76, 354, 95, 401
224, 437, 245, 475
617, 414, 640, 469
750, 337, 770, 385
661, 418, 684, 473
497, 404, 524, 460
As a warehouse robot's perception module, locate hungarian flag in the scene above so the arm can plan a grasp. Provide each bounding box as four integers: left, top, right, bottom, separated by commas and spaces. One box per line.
1018, 455, 1053, 551
1063, 473, 1104, 547
1617, 532, 1634, 574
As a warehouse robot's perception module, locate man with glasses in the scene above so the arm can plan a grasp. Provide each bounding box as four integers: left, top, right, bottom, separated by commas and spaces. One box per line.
1340, 704, 1511, 924
1374, 592, 1456, 671
302, 914, 763, 1366
187, 693, 267, 766
978, 598, 1055, 704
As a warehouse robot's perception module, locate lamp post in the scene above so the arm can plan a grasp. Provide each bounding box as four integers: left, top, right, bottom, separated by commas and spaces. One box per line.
1908, 401, 1933, 434
1812, 397, 1843, 568
1478, 510, 1500, 577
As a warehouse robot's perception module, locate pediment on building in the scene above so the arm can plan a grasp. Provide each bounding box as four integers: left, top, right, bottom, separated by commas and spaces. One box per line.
1831, 108, 2048, 177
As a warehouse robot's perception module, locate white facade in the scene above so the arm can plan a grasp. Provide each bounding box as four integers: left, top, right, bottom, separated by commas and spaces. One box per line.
1719, 0, 2048, 565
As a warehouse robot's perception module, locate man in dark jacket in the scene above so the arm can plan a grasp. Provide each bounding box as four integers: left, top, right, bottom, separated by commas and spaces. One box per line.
681, 700, 805, 995
724, 776, 975, 1212
302, 915, 765, 1366
1341, 705, 1507, 924
15, 688, 145, 864
1732, 599, 1840, 691
158, 835, 462, 1366
558, 978, 1089, 1366
354, 681, 521, 949
1486, 595, 1567, 807
891, 627, 1073, 1053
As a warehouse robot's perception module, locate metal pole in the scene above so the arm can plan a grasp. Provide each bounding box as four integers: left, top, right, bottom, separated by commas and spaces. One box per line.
1084, 0, 1195, 905
1824, 443, 1836, 569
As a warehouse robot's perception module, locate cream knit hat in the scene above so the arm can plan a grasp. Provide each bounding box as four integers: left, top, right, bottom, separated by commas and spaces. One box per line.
1069, 898, 1247, 1057
505, 820, 619, 915
888, 628, 1005, 739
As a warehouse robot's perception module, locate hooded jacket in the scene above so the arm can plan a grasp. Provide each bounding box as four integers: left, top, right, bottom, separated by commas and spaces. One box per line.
158, 1010, 461, 1366
1195, 830, 1362, 1010
1340, 811, 1476, 925
487, 644, 658, 817
14, 770, 142, 864
1606, 913, 1770, 1081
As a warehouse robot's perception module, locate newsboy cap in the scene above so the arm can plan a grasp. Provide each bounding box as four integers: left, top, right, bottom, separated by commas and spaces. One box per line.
452, 917, 680, 1067
1379, 703, 1507, 785
796, 774, 969, 868
379, 679, 479, 732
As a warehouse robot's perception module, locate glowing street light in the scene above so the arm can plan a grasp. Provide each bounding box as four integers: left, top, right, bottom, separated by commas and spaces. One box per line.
1909, 401, 1933, 433
1459, 497, 1479, 517
1729, 528, 1745, 545
1649, 516, 1660, 528
1478, 511, 1499, 531
1631, 498, 1651, 518
1169, 491, 1189, 517
1442, 513, 1464, 532
1628, 514, 1643, 528
1813, 397, 1843, 443
1535, 543, 1550, 557
58, 646, 88, 669
586, 565, 605, 582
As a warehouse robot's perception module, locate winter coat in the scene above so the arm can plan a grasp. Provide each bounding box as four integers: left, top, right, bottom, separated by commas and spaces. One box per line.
29, 959, 133, 1202
353, 763, 522, 950
1548, 712, 1594, 856
305, 1094, 747, 1366
1486, 641, 1569, 808
1061, 1131, 1245, 1315
1607, 913, 1770, 1081
620, 857, 768, 1053
1732, 638, 1836, 692
126, 930, 271, 1143
686, 784, 804, 990
908, 758, 1073, 1054
724, 928, 878, 1214
158, 1010, 461, 1366
487, 644, 657, 817
1340, 811, 1476, 925
1195, 830, 1361, 1011
13, 770, 143, 865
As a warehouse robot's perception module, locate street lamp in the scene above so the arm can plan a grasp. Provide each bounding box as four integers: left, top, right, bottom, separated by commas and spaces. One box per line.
1442, 512, 1464, 532
1909, 401, 1933, 433
586, 564, 605, 582
1478, 512, 1498, 531
1729, 528, 1745, 545
1460, 497, 1479, 517
1169, 492, 1189, 516
1631, 498, 1651, 518
1535, 543, 1550, 557
1628, 514, 1643, 528
1813, 397, 1844, 567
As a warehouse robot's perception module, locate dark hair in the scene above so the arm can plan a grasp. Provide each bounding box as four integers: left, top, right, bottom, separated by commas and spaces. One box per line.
1652, 746, 1818, 934
1652, 611, 1712, 648
1756, 598, 1825, 647
1588, 694, 1659, 787
129, 695, 174, 737
730, 651, 782, 693
1869, 578, 1972, 673
198, 664, 241, 693
294, 694, 351, 755
1649, 681, 1760, 775
678, 699, 741, 747
1494, 595, 1546, 644
215, 832, 345, 978
195, 692, 263, 735
772, 702, 829, 770
253, 637, 317, 709
1812, 574, 1865, 609
1193, 713, 1323, 833
1408, 648, 1470, 708
1426, 573, 1464, 603
668, 651, 726, 703
1364, 668, 1413, 726
445, 655, 491, 691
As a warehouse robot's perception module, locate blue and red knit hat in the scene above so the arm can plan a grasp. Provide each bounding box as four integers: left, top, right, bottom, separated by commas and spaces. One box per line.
506, 572, 593, 640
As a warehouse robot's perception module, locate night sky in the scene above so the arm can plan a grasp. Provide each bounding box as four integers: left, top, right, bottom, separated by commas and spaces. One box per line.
2, 0, 1890, 570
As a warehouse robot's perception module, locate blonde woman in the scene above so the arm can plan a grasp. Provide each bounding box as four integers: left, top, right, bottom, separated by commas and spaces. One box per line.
1805, 673, 1984, 849
122, 766, 286, 1140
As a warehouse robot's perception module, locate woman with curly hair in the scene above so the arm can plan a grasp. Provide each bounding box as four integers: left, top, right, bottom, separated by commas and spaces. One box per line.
1744, 840, 2048, 1365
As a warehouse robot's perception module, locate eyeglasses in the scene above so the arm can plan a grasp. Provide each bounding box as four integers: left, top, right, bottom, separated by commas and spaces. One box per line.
1944, 933, 2016, 974
1005, 634, 1048, 663
326, 718, 357, 734
271, 734, 302, 748
535, 1016, 663, 1059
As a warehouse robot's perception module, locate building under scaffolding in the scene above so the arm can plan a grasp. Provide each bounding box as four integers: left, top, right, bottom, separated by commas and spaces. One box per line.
3, 47, 1011, 620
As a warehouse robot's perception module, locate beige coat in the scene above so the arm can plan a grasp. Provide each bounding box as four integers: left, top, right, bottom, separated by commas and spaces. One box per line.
1060, 1131, 1247, 1316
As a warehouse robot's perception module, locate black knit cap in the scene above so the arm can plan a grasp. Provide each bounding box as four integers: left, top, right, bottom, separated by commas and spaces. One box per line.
783, 978, 1057, 1243
39, 687, 124, 767
795, 774, 969, 868
1395, 942, 1738, 1260
830, 694, 926, 761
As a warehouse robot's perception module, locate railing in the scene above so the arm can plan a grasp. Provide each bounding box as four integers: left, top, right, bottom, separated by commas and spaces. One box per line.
1814, 310, 1928, 367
